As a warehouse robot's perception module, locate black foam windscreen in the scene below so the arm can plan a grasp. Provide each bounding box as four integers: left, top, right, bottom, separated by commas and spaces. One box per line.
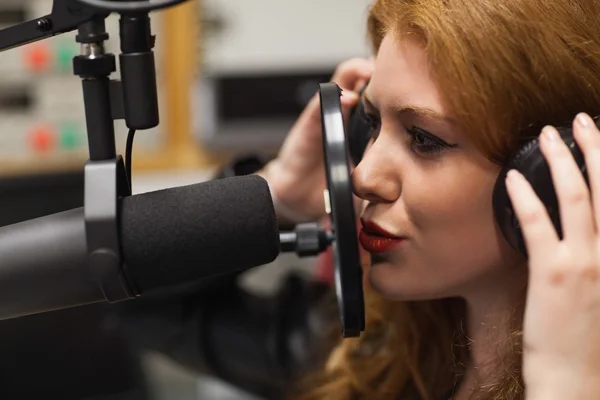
120, 175, 280, 293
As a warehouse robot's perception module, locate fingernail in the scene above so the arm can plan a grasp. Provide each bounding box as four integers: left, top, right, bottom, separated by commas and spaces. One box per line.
506, 169, 516, 182
342, 90, 358, 100
542, 126, 559, 142
505, 169, 521, 187
577, 112, 592, 128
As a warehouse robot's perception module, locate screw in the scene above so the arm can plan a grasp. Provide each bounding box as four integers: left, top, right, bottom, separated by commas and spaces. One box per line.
36, 18, 52, 32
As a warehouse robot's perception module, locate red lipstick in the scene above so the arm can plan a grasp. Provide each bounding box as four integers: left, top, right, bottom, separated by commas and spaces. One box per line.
359, 220, 404, 254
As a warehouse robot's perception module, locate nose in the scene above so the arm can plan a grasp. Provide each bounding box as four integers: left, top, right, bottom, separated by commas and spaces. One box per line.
350, 138, 402, 203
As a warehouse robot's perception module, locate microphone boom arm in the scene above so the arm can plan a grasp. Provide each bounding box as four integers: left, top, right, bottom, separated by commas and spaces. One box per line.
0, 0, 106, 53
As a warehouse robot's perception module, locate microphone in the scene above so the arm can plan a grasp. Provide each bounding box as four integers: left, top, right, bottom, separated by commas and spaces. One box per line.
0, 175, 280, 321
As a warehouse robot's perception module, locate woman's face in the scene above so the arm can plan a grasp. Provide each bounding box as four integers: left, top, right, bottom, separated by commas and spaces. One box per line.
352, 33, 525, 301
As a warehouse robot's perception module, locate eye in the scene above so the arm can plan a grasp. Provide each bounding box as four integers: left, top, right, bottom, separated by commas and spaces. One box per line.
358, 113, 456, 157
406, 126, 457, 156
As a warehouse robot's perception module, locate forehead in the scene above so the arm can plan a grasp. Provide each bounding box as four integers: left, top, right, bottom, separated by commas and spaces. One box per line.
367, 33, 447, 114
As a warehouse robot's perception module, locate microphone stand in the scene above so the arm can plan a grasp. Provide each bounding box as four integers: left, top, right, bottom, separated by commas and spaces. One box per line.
0, 0, 334, 313
0, 0, 164, 305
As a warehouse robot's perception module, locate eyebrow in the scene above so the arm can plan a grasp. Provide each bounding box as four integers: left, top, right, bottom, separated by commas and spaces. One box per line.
362, 92, 454, 124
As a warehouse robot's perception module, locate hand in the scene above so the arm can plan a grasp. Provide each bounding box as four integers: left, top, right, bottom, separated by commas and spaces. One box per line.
258, 58, 373, 224
506, 113, 600, 399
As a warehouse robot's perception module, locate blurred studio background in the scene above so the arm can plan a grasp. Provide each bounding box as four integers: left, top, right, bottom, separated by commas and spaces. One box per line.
0, 0, 371, 399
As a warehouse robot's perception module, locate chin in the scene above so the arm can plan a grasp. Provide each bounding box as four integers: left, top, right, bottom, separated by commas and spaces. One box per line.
367, 260, 461, 302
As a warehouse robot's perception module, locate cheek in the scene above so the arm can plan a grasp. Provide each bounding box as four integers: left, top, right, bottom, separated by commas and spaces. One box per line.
404, 171, 504, 263
404, 164, 496, 225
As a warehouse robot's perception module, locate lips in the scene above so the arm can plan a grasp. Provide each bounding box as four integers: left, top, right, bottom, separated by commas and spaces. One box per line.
359, 220, 405, 254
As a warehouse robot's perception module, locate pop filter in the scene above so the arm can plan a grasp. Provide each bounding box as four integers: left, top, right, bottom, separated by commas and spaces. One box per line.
318, 82, 365, 338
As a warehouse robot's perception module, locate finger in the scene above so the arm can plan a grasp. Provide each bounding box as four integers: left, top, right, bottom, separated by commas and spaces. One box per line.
539, 125, 595, 244
296, 58, 371, 127
301, 88, 358, 131
282, 89, 359, 163
505, 169, 559, 261
573, 112, 600, 233
331, 58, 374, 89
305, 57, 372, 128
353, 78, 369, 93
341, 90, 360, 123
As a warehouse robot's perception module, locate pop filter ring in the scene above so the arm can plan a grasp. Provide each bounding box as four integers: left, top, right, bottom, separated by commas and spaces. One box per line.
319, 82, 365, 338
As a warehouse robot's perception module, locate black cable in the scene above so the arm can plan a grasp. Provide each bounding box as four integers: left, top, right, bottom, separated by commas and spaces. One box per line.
75, 0, 189, 12
126, 128, 136, 192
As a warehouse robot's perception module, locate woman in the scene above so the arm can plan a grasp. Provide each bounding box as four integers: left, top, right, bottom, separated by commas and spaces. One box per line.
260, 0, 600, 399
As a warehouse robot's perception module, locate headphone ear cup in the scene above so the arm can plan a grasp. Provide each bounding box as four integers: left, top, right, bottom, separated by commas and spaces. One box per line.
492, 141, 539, 257
347, 100, 371, 166
346, 85, 370, 166
492, 125, 589, 257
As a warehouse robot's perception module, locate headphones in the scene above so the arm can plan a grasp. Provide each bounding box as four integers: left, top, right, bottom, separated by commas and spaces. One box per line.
345, 88, 592, 257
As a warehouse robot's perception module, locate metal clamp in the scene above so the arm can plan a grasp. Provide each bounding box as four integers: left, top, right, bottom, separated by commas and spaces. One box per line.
84, 156, 137, 302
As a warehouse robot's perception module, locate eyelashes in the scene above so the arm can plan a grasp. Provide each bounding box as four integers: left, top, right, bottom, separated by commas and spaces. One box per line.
361, 112, 456, 156
408, 126, 457, 154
